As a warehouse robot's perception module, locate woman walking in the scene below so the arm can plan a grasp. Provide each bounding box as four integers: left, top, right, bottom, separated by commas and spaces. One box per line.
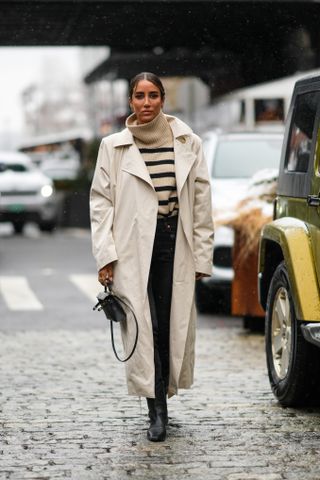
90, 72, 214, 442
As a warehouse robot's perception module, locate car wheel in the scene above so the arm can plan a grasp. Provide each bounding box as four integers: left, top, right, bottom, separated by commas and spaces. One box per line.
39, 221, 56, 233
265, 261, 320, 406
195, 281, 231, 314
13, 221, 25, 234
243, 315, 265, 333
195, 280, 214, 313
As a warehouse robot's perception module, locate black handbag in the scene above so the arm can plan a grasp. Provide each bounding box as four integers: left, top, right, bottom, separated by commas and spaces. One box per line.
93, 285, 138, 362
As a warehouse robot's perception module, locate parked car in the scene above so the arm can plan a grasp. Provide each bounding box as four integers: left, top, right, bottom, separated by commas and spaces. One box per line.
196, 130, 283, 312
259, 74, 320, 406
0, 151, 58, 233
40, 158, 80, 181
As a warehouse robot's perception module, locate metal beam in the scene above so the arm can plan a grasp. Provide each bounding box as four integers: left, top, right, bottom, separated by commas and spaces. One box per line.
0, 1, 317, 48
0, 1, 319, 92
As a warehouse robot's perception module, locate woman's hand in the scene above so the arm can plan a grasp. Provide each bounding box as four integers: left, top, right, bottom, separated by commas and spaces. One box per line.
98, 263, 114, 286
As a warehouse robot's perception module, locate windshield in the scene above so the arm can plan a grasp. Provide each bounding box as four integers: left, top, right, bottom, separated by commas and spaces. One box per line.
0, 162, 29, 173
212, 138, 282, 179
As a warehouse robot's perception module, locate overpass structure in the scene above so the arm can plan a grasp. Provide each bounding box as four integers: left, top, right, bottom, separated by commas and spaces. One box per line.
1, 1, 320, 95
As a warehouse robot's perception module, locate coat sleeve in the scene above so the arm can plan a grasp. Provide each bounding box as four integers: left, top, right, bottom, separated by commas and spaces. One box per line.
90, 139, 118, 271
192, 136, 214, 275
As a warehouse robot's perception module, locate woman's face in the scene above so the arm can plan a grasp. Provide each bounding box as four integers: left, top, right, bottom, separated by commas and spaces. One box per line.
130, 80, 164, 124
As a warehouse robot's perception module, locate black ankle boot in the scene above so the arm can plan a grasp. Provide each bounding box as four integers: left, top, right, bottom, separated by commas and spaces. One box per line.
147, 398, 167, 442
147, 396, 168, 422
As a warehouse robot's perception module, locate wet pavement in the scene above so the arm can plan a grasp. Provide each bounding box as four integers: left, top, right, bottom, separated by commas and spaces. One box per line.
2, 320, 320, 480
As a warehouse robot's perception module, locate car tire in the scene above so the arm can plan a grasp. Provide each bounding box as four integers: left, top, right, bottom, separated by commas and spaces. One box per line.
265, 261, 320, 407
39, 221, 56, 233
13, 221, 25, 234
243, 315, 265, 333
195, 280, 214, 313
195, 281, 231, 314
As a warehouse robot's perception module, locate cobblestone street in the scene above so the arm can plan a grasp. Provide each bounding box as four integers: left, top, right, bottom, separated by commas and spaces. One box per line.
2, 321, 320, 480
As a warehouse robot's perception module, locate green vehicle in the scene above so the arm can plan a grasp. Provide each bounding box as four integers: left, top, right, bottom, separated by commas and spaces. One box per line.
258, 74, 320, 406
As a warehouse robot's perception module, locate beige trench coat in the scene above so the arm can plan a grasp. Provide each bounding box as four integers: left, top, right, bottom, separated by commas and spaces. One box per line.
90, 115, 214, 398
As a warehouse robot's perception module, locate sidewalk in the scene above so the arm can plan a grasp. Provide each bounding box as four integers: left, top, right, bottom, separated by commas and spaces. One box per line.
1, 325, 320, 480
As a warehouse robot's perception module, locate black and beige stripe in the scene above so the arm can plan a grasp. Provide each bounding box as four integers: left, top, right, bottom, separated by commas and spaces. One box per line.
139, 146, 178, 217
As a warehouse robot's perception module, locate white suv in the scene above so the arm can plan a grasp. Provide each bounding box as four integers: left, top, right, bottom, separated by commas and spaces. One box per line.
196, 130, 284, 312
0, 151, 58, 233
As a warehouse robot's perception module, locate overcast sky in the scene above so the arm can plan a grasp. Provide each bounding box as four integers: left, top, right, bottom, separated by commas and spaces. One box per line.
0, 47, 82, 145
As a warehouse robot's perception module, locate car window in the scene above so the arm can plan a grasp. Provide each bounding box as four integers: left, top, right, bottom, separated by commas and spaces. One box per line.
255, 98, 284, 123
285, 91, 320, 173
0, 162, 29, 173
212, 138, 282, 178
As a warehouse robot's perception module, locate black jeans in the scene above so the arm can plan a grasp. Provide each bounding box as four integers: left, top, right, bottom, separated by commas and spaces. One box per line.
147, 215, 178, 397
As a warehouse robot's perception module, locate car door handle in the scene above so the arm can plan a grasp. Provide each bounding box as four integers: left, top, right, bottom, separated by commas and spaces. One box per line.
307, 195, 320, 207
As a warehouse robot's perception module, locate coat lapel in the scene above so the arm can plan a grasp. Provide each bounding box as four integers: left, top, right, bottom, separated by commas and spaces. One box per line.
167, 114, 197, 197
174, 138, 197, 197
114, 129, 154, 190
121, 144, 155, 189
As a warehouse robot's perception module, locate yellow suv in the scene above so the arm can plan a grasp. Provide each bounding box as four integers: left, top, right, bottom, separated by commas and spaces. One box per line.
259, 74, 320, 406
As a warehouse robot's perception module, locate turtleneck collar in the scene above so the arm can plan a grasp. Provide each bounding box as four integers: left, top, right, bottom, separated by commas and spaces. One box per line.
126, 111, 173, 146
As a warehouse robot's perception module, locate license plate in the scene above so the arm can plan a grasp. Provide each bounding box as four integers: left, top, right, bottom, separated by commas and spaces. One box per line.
8, 204, 25, 213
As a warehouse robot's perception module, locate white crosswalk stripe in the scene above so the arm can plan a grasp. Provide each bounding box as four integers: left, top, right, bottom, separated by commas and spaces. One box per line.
0, 276, 43, 311
69, 274, 101, 303
0, 274, 101, 311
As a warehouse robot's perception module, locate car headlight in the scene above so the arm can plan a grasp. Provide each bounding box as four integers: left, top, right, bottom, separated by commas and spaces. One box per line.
40, 184, 53, 198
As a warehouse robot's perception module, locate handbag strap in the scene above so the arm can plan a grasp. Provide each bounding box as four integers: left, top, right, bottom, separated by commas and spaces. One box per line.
109, 292, 139, 363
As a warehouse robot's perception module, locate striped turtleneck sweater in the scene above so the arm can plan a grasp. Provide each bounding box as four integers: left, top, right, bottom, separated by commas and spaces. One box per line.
126, 111, 178, 218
